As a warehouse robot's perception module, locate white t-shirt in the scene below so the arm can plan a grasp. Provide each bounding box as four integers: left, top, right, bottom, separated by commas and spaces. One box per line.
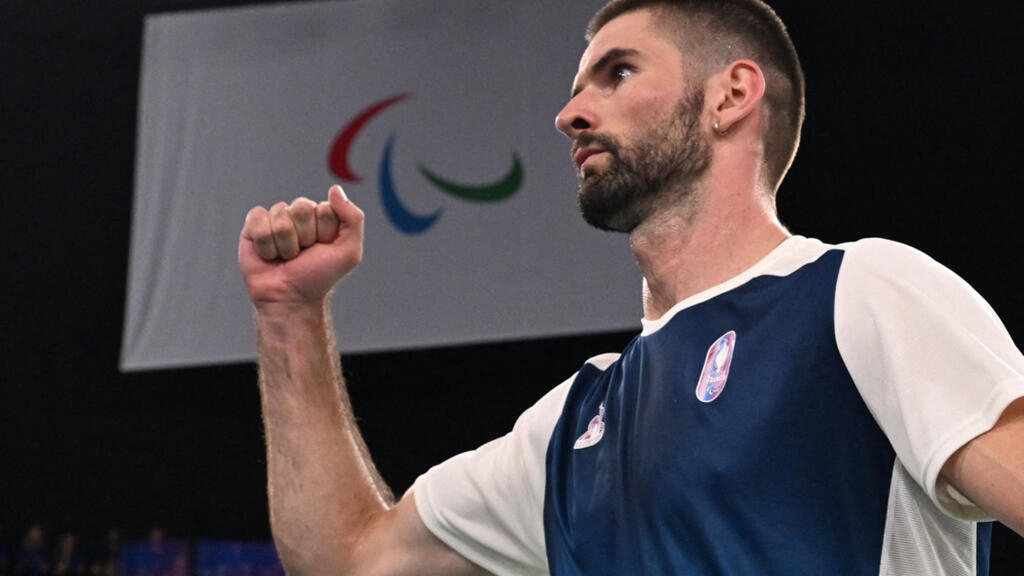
413, 236, 1024, 575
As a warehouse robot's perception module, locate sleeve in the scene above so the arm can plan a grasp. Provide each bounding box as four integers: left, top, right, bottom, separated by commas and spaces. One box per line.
411, 374, 575, 576
834, 238, 1024, 519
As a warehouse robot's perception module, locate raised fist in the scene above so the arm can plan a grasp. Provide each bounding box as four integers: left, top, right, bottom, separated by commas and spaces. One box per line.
239, 185, 364, 308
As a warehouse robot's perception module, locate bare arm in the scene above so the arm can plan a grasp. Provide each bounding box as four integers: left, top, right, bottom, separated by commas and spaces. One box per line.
239, 186, 489, 576
941, 397, 1024, 537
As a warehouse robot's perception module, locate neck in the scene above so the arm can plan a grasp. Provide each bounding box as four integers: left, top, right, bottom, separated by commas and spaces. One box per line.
629, 163, 789, 320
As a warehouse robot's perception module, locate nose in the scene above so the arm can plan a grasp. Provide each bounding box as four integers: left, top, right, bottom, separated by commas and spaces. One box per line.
555, 95, 596, 139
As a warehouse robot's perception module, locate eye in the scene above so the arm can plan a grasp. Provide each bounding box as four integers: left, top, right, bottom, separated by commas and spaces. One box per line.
611, 64, 634, 83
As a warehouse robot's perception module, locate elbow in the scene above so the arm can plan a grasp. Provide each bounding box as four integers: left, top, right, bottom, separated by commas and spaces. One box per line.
269, 515, 383, 576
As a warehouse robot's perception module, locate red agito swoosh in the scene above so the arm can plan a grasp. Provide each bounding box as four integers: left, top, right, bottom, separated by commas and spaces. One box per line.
328, 93, 410, 182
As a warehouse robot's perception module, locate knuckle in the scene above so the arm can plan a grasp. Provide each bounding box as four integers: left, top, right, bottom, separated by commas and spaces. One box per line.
244, 208, 271, 238
270, 205, 296, 234
244, 206, 267, 226
272, 220, 296, 239
245, 206, 266, 221
288, 202, 314, 221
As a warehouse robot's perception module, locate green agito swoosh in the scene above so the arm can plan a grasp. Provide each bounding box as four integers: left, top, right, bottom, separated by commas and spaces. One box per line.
418, 154, 523, 202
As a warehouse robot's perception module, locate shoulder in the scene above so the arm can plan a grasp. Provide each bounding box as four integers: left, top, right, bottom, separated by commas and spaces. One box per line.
834, 237, 995, 316
837, 237, 944, 273
410, 351, 624, 575
837, 237, 967, 283
519, 353, 622, 424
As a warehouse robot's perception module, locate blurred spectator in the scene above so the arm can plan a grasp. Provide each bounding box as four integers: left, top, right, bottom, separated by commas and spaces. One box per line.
86, 528, 121, 576
194, 541, 284, 576
121, 527, 188, 576
5, 526, 282, 576
14, 525, 48, 576
102, 529, 123, 576
52, 532, 87, 576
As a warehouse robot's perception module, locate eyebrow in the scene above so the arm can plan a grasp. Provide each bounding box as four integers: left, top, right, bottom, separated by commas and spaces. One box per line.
571, 47, 640, 98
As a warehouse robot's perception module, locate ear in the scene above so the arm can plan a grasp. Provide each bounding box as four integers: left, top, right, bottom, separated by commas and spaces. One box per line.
708, 60, 766, 136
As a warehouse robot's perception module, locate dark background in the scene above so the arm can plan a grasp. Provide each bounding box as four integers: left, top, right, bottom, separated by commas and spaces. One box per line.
2, 0, 1022, 572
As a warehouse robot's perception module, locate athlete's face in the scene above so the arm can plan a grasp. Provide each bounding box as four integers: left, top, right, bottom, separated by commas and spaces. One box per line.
556, 10, 711, 232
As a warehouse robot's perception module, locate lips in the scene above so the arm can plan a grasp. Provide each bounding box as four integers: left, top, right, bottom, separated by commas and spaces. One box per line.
574, 147, 605, 169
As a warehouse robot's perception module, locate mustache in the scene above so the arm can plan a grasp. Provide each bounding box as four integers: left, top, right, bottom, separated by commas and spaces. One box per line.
571, 132, 621, 161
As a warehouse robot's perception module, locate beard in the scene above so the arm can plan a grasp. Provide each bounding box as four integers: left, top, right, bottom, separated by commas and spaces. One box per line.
575, 89, 710, 233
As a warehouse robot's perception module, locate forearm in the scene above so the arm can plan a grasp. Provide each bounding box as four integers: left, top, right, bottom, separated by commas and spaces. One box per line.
943, 397, 1024, 536
257, 300, 392, 574
239, 189, 478, 575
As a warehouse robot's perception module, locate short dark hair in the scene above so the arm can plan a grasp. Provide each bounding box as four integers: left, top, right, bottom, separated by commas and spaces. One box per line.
587, 0, 806, 192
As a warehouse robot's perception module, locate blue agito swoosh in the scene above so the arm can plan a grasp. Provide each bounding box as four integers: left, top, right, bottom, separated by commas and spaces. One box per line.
379, 134, 442, 235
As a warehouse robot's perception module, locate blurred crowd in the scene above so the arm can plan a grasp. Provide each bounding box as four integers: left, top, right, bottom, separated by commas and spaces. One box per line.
1, 524, 126, 576
0, 525, 279, 576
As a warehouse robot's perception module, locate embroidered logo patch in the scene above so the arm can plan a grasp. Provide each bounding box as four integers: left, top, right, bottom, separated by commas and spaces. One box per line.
573, 402, 606, 450
695, 331, 736, 403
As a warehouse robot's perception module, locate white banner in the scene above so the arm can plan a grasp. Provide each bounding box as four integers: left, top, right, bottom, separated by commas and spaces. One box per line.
122, 0, 641, 371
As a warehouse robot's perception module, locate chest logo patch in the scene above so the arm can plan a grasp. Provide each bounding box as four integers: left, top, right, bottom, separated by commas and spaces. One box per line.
573, 402, 606, 450
695, 330, 737, 403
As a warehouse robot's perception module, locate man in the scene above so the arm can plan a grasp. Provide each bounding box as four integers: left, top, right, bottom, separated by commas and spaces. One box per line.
238, 1, 1024, 574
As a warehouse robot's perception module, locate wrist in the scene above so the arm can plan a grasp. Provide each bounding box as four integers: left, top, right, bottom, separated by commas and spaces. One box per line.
254, 299, 333, 344
252, 295, 325, 313
254, 294, 331, 319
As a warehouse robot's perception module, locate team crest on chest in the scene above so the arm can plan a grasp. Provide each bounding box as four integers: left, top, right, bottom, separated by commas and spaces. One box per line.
573, 402, 605, 450
695, 331, 736, 403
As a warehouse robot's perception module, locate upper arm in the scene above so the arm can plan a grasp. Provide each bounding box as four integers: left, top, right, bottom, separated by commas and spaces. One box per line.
941, 397, 1024, 536
352, 490, 493, 576
349, 373, 576, 576
351, 371, 580, 576
835, 239, 1024, 513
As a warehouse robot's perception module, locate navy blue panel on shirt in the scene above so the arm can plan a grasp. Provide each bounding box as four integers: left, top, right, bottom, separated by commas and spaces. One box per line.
543, 250, 898, 575
976, 522, 992, 574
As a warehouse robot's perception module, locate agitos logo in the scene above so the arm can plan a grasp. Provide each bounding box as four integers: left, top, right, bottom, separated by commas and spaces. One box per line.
327, 94, 523, 235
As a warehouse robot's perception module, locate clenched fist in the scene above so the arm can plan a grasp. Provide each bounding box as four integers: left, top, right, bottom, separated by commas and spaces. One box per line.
239, 185, 364, 309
